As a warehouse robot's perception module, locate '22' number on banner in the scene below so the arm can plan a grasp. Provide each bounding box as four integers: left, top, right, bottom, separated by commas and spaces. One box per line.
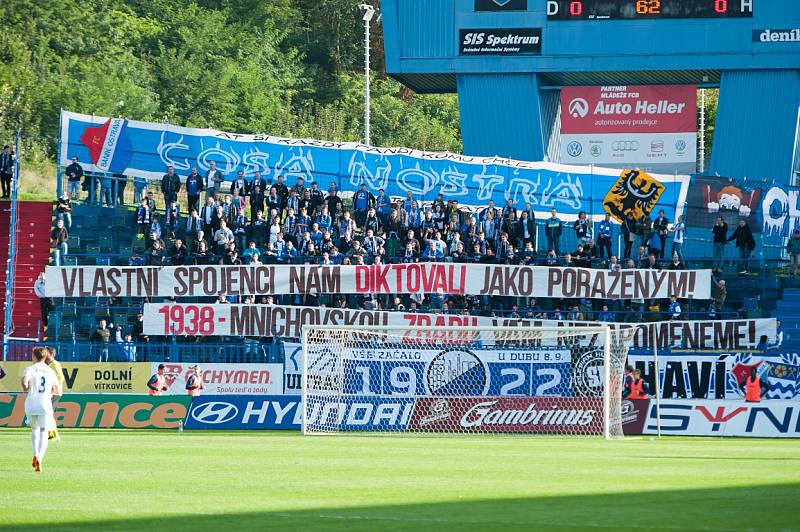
343, 362, 569, 397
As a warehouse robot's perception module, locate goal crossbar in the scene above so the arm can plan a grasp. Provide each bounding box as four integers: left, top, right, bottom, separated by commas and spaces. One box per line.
301, 324, 623, 439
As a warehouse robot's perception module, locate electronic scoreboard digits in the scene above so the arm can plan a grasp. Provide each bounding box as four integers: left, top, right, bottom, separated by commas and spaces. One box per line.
546, 0, 754, 20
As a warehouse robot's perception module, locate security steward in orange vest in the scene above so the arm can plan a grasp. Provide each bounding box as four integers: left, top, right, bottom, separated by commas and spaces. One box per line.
623, 369, 650, 399
186, 365, 205, 396
741, 367, 767, 403
147, 364, 168, 396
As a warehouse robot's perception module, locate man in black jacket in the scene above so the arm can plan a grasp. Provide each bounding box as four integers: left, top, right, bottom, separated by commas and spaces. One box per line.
161, 166, 181, 207
728, 219, 756, 274
0, 145, 13, 198
65, 156, 84, 200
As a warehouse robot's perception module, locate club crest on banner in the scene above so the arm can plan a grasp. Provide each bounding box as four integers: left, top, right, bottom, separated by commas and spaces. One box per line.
727, 353, 800, 400
603, 170, 665, 223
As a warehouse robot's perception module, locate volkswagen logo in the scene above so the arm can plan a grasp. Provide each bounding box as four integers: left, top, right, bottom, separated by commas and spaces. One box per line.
675, 139, 687, 152
566, 141, 583, 157
191, 401, 239, 424
612, 141, 639, 152
568, 98, 589, 118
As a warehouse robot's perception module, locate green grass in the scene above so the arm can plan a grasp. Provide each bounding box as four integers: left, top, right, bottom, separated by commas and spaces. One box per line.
0, 430, 798, 531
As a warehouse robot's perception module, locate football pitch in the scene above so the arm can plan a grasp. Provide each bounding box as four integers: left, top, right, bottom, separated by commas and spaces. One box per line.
0, 430, 798, 531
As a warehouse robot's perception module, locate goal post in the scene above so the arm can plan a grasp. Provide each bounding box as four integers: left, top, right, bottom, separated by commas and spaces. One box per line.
301, 325, 632, 438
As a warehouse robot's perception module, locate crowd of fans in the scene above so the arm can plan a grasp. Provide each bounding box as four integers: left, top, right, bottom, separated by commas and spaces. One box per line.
50, 158, 763, 348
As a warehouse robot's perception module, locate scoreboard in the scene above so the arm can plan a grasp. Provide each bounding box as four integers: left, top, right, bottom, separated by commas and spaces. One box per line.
547, 0, 754, 19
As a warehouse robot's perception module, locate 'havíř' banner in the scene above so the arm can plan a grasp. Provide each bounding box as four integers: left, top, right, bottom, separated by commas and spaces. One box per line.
46, 264, 711, 300
142, 303, 775, 352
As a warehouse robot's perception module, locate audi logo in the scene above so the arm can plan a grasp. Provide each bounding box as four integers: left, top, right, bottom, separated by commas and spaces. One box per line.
612, 141, 640, 152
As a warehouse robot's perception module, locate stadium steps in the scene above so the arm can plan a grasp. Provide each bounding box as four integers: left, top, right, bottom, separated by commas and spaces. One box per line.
0, 200, 56, 339
775, 287, 800, 352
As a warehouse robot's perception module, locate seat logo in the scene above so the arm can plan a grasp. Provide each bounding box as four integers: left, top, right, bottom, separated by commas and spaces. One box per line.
191, 401, 239, 424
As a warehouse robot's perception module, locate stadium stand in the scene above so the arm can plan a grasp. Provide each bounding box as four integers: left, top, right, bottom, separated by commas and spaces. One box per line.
6, 165, 790, 364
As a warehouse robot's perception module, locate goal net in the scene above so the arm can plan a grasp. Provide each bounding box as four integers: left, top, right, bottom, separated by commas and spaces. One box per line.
301, 325, 631, 438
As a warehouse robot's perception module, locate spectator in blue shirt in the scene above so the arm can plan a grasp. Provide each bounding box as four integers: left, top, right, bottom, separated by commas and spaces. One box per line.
185, 167, 204, 213
597, 213, 613, 259
375, 188, 391, 223
668, 296, 681, 320
545, 209, 562, 254
596, 304, 613, 322
421, 240, 444, 261
352, 183, 375, 227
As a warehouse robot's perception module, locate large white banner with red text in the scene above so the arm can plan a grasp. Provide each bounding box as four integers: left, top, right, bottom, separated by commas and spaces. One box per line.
46, 264, 711, 299
560, 85, 697, 172
142, 303, 775, 351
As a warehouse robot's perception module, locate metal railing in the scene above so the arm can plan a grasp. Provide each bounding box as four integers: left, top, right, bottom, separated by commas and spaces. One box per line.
2, 131, 21, 359
5, 338, 284, 364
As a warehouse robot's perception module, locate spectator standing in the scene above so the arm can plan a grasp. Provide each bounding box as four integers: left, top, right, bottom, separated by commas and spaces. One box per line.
574, 211, 591, 245
116, 330, 137, 362
114, 173, 127, 205
352, 183, 375, 227
545, 209, 562, 254
596, 213, 613, 259
99, 173, 114, 207
375, 188, 391, 223
134, 175, 148, 204
273, 175, 289, 207
669, 214, 685, 259
637, 213, 652, 249
252, 172, 268, 198
652, 210, 669, 259
34, 272, 53, 328
712, 217, 729, 268
185, 167, 204, 213
728, 219, 756, 274
91, 319, 112, 362
0, 145, 13, 198
668, 296, 681, 320
161, 166, 181, 207
518, 211, 536, 249
621, 212, 637, 259
230, 170, 248, 200
65, 156, 83, 200
309, 182, 324, 215
164, 200, 180, 238
50, 219, 68, 266
56, 193, 72, 228
205, 161, 224, 199
787, 230, 800, 277
713, 279, 727, 312
133, 198, 151, 238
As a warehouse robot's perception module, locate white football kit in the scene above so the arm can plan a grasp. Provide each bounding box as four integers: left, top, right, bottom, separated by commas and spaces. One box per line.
24, 362, 60, 430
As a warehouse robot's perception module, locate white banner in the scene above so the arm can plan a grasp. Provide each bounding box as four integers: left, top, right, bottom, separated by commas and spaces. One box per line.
142, 304, 775, 351
642, 400, 800, 438
155, 362, 283, 395
560, 85, 697, 170
626, 351, 799, 400
46, 264, 711, 300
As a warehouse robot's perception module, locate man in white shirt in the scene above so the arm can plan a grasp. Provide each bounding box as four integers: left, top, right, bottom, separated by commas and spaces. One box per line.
21, 347, 62, 472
